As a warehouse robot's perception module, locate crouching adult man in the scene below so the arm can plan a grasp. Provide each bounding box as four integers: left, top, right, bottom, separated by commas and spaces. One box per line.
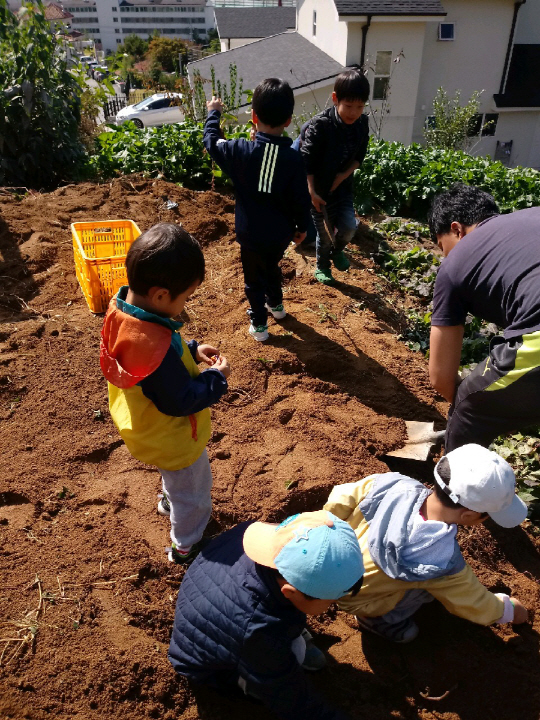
428, 183, 540, 451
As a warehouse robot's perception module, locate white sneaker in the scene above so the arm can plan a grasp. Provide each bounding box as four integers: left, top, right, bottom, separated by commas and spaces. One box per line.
265, 303, 287, 320
249, 323, 269, 342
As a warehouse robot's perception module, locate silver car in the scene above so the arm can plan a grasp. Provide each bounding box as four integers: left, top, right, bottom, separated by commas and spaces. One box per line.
115, 93, 184, 129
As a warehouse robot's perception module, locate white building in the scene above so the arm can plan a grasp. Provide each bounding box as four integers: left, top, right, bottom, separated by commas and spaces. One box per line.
189, 0, 540, 168
7, 0, 215, 54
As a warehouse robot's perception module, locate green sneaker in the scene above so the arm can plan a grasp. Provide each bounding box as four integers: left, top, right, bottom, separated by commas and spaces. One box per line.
168, 542, 201, 564
314, 267, 335, 285
332, 251, 350, 271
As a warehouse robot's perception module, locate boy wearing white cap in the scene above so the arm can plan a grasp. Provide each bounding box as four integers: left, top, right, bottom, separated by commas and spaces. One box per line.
168, 510, 364, 720
324, 444, 529, 643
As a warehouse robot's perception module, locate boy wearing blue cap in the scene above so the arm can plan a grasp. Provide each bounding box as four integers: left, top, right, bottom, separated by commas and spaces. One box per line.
324, 444, 529, 643
168, 510, 364, 720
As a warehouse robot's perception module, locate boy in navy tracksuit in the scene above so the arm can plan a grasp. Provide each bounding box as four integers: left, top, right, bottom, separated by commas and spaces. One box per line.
203, 78, 311, 342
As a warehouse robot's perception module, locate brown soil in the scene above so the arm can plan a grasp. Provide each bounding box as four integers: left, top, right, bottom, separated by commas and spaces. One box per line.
1, 178, 539, 720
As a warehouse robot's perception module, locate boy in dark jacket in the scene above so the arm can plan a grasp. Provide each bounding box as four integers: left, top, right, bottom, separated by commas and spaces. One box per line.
300, 68, 370, 285
168, 510, 365, 720
203, 78, 311, 342
100, 224, 230, 563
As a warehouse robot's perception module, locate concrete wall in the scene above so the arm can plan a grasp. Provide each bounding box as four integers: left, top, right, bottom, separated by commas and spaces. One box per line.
359, 19, 429, 144
220, 37, 259, 51
496, 111, 540, 169
413, 0, 515, 144
297, 0, 348, 65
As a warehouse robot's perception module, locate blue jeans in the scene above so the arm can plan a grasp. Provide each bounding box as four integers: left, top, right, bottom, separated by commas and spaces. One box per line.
312, 194, 357, 270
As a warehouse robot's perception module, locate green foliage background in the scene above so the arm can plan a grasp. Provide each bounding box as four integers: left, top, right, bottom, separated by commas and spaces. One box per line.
0, 0, 84, 188
354, 138, 540, 218
89, 120, 250, 185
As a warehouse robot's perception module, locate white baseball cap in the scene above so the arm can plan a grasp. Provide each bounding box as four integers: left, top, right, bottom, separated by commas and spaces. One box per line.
434, 444, 527, 528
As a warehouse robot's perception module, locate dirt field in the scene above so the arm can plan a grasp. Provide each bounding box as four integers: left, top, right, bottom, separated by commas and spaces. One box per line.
1, 178, 540, 720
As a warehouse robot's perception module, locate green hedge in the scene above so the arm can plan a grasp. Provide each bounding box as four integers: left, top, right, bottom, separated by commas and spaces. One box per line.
354, 138, 540, 218
88, 120, 249, 185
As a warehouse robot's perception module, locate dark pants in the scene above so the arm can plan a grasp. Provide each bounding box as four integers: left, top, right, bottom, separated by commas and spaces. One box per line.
445, 331, 540, 451
240, 245, 288, 327
311, 193, 356, 270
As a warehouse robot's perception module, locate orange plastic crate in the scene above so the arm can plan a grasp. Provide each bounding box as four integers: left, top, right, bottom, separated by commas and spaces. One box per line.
71, 220, 142, 313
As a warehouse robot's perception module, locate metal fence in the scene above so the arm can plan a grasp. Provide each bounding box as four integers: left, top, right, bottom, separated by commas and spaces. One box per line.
103, 97, 126, 121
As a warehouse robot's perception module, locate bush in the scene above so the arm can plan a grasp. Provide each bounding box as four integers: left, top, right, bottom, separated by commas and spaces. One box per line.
354, 138, 540, 218
89, 120, 250, 185
0, 0, 84, 188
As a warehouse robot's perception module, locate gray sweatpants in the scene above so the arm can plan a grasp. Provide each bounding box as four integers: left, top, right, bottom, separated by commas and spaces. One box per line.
159, 449, 213, 549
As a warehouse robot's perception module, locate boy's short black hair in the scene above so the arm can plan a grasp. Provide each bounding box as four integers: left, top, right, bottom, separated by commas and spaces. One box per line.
427, 184, 500, 242
433, 457, 465, 509
334, 68, 370, 103
126, 223, 204, 299
252, 78, 294, 128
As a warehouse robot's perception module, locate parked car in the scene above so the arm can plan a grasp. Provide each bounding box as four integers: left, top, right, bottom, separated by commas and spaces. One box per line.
86, 61, 98, 77
79, 55, 94, 65
114, 93, 184, 128
94, 65, 110, 82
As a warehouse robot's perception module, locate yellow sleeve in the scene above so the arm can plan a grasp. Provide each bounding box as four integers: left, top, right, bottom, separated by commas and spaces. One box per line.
425, 563, 504, 625
324, 476, 376, 530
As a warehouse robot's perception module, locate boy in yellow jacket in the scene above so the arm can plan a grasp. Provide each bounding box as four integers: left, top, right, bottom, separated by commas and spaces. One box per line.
100, 223, 230, 563
324, 444, 528, 642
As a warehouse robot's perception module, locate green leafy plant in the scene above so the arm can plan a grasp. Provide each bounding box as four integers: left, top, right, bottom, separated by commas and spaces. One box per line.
354, 138, 540, 218
0, 0, 84, 188
424, 87, 484, 152
88, 119, 250, 185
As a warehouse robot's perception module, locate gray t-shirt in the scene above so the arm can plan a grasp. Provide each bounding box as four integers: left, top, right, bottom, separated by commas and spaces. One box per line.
431, 207, 540, 339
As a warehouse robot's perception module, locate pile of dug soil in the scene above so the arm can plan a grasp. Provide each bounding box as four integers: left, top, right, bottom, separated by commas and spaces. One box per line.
1, 178, 539, 720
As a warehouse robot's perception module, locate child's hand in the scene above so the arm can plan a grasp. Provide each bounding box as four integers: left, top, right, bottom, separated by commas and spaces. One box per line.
213, 354, 230, 378
511, 597, 528, 624
310, 190, 326, 213
207, 96, 224, 113
293, 231, 307, 245
196, 343, 220, 365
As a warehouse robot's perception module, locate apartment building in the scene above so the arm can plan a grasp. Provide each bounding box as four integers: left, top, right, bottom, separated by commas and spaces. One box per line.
6, 0, 215, 53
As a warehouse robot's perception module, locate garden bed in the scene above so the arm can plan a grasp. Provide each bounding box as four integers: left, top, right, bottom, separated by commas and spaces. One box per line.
1, 178, 540, 720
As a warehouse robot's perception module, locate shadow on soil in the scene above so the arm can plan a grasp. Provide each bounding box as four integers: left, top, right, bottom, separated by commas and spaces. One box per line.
268, 315, 442, 424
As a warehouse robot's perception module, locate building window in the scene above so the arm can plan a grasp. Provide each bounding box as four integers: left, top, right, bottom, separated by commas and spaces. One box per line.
116, 37, 122, 43
115, 28, 120, 33
438, 22, 455, 41
113, 16, 118, 21
312, 10, 316, 36
482, 113, 499, 136
372, 50, 391, 100
112, 5, 117, 9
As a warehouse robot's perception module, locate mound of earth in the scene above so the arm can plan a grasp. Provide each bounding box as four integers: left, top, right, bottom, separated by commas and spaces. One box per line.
1, 177, 539, 720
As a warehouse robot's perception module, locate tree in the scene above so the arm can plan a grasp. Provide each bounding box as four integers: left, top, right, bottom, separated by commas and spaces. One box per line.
148, 36, 187, 74
424, 87, 485, 153
122, 34, 148, 61
0, 0, 84, 188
